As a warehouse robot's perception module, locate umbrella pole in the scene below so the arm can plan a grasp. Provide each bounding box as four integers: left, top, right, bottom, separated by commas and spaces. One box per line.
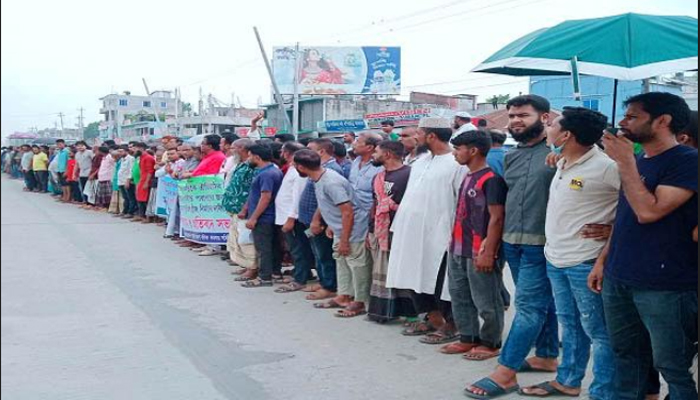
612, 79, 620, 126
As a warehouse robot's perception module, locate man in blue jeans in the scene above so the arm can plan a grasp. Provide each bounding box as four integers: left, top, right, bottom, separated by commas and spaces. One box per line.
466, 95, 560, 398
520, 107, 618, 398
589, 92, 698, 400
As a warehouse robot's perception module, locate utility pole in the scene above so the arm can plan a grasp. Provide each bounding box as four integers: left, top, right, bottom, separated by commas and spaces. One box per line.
254, 27, 292, 133
643, 78, 652, 93
292, 42, 301, 137
58, 112, 65, 138
78, 107, 85, 138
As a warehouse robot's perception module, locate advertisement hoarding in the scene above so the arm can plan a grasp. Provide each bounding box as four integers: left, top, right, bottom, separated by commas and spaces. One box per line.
273, 46, 401, 95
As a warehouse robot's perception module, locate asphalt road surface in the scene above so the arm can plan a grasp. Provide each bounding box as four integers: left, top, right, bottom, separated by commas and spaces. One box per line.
1, 175, 594, 400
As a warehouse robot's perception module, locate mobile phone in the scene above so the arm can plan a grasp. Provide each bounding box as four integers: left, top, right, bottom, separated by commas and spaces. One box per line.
606, 128, 621, 136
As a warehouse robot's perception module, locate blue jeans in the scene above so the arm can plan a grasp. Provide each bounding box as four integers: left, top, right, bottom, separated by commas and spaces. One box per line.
308, 227, 337, 292
547, 262, 615, 400
284, 221, 315, 285
603, 279, 698, 400
499, 243, 559, 370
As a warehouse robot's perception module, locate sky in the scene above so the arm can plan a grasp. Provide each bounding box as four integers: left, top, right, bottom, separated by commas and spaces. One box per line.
1, 0, 697, 137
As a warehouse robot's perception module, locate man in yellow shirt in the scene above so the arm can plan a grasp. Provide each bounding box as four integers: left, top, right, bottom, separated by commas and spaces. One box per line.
32, 145, 49, 192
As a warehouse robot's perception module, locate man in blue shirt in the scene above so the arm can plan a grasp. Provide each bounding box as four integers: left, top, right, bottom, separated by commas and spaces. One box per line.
589, 92, 698, 399
241, 144, 284, 288
55, 139, 69, 184
485, 130, 508, 177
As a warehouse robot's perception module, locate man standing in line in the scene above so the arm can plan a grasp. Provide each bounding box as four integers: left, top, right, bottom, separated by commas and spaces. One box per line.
55, 139, 69, 195
386, 117, 468, 344
95, 146, 116, 212
452, 112, 478, 140
134, 143, 156, 222
240, 144, 284, 288
519, 107, 617, 398
589, 93, 697, 399
117, 145, 137, 219
300, 139, 346, 302
222, 139, 258, 275
367, 140, 415, 323
380, 120, 400, 141
275, 142, 313, 293
74, 141, 94, 203
466, 95, 559, 398
20, 145, 35, 192
442, 130, 507, 363
295, 149, 370, 318
486, 130, 508, 177
31, 145, 49, 193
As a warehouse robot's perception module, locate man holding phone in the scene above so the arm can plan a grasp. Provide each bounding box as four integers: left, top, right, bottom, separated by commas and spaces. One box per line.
589, 93, 697, 399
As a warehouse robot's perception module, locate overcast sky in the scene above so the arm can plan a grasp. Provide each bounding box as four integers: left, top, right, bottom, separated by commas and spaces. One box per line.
1, 0, 697, 137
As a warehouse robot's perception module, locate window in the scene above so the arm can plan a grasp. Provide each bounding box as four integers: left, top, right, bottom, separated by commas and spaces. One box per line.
160, 102, 167, 108
119, 99, 128, 107
143, 101, 152, 108
583, 99, 601, 112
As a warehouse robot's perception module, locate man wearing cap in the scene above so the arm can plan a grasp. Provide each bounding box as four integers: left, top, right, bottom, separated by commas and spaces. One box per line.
453, 112, 478, 140
387, 117, 468, 344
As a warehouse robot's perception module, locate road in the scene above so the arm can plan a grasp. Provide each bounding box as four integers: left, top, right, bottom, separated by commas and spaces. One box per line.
1, 175, 573, 400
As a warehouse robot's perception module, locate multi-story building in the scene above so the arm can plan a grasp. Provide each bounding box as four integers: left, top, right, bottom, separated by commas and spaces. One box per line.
99, 91, 180, 139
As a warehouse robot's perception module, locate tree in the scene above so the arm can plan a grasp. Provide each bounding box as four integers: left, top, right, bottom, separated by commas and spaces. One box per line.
83, 121, 100, 139
486, 94, 511, 109
181, 102, 192, 114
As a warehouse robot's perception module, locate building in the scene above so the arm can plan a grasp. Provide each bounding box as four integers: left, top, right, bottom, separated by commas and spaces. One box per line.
178, 107, 264, 137
99, 91, 181, 139
264, 93, 477, 135
530, 76, 684, 124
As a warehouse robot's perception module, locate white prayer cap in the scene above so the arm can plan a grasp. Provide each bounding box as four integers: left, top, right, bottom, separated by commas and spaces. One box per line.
455, 111, 472, 119
418, 117, 452, 129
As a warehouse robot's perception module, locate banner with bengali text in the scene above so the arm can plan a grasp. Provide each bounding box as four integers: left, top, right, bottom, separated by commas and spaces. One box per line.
178, 176, 231, 245
155, 176, 179, 218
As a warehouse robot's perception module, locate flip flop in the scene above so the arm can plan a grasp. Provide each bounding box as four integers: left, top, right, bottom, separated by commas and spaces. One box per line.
519, 382, 580, 398
402, 322, 437, 337
419, 331, 459, 345
464, 377, 520, 400
441, 342, 478, 355
519, 361, 557, 373
314, 300, 344, 309
463, 348, 501, 361
335, 309, 367, 318
275, 283, 305, 294
240, 279, 273, 289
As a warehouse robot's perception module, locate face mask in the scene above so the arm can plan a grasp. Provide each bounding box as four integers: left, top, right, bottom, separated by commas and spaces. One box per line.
549, 134, 568, 156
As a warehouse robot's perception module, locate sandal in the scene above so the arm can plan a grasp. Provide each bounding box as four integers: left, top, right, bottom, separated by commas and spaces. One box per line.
519, 360, 557, 373
464, 378, 520, 400
275, 282, 306, 294
440, 342, 479, 355
240, 279, 273, 288
463, 347, 501, 361
335, 306, 367, 319
519, 382, 580, 398
419, 331, 459, 345
306, 291, 336, 301
313, 299, 345, 309
402, 322, 437, 337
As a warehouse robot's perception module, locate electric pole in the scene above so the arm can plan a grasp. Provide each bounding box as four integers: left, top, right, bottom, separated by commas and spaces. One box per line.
77, 107, 85, 138
58, 112, 65, 138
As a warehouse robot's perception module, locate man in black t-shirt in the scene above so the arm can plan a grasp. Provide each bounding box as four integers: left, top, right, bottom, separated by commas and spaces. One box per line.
589, 93, 698, 399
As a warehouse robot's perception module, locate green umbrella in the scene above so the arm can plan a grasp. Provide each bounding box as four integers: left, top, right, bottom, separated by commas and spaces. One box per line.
473, 13, 698, 81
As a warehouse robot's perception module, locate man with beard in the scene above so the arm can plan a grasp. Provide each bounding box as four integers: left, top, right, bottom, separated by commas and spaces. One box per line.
133, 143, 156, 222
399, 126, 427, 165
452, 112, 478, 140
466, 95, 559, 398
367, 140, 416, 323
589, 93, 697, 399
386, 117, 467, 344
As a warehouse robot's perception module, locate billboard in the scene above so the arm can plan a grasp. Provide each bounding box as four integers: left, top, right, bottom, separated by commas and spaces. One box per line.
273, 46, 401, 95
365, 108, 433, 128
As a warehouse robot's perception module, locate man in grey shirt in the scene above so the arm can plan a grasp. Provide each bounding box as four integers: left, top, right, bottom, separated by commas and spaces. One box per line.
74, 141, 94, 203
295, 149, 371, 319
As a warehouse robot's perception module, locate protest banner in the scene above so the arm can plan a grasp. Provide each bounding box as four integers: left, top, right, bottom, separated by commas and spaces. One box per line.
178, 176, 231, 245
155, 176, 179, 218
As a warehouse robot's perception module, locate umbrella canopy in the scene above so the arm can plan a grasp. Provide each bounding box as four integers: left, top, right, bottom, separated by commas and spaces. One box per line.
473, 13, 698, 81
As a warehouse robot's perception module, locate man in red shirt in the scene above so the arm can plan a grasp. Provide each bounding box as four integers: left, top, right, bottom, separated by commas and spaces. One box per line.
183, 135, 226, 178
134, 142, 156, 222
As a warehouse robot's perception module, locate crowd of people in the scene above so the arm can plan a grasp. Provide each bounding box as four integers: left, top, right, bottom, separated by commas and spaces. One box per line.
2, 92, 698, 399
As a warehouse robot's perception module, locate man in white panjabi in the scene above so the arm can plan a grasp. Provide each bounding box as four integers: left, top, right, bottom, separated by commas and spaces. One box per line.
387, 117, 468, 345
